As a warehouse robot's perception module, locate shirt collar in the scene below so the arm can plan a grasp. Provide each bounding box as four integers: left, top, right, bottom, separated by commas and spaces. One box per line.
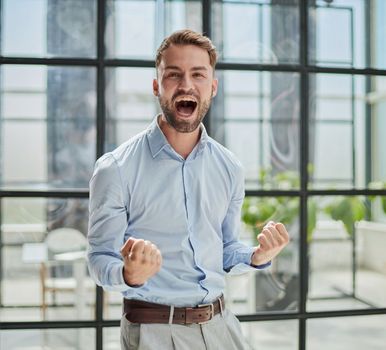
146, 114, 209, 159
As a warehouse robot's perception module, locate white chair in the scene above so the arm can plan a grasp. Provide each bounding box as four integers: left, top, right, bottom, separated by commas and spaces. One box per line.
40, 227, 88, 318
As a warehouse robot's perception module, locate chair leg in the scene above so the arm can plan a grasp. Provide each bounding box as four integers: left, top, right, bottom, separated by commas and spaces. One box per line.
40, 263, 47, 320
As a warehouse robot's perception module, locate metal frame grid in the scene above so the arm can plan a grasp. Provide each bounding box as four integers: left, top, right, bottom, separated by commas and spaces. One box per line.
0, 1, 386, 349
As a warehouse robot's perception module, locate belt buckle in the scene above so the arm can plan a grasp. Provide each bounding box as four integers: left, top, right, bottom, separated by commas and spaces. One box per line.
197, 302, 214, 325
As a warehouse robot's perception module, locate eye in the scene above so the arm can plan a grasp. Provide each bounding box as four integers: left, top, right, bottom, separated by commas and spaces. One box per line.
193, 72, 205, 78
167, 72, 180, 78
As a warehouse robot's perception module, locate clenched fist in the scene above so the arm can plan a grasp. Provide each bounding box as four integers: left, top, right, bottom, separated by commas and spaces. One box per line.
120, 238, 162, 286
251, 221, 290, 267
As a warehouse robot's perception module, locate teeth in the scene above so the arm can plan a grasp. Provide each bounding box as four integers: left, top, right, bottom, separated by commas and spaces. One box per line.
175, 97, 197, 103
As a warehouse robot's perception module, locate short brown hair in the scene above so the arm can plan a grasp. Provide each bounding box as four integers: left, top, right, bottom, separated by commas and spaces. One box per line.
155, 29, 218, 69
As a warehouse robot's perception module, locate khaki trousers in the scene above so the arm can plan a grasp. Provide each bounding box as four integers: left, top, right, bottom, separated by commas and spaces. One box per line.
120, 309, 251, 350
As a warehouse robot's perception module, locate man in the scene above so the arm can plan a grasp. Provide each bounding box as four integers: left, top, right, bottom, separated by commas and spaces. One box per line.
87, 29, 290, 350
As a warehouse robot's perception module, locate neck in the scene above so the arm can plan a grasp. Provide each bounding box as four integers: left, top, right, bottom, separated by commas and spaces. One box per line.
158, 115, 201, 159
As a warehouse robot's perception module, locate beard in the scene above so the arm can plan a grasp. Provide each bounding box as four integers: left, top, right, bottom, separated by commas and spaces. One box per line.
158, 90, 212, 133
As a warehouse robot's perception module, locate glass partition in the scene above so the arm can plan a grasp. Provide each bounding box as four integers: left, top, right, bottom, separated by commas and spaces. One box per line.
105, 0, 202, 59
105, 67, 159, 151
308, 195, 386, 312
0, 197, 94, 322
0, 65, 96, 190
309, 74, 386, 190
307, 315, 386, 350
1, 0, 97, 58
309, 0, 386, 69
212, 0, 300, 64
1, 328, 96, 350
212, 71, 301, 190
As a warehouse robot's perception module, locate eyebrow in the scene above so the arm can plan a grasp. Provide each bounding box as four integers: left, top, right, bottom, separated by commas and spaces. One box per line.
164, 65, 209, 72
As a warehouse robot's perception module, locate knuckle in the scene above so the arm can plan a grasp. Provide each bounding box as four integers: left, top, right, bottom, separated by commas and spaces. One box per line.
130, 252, 139, 261
133, 241, 144, 250
144, 240, 152, 247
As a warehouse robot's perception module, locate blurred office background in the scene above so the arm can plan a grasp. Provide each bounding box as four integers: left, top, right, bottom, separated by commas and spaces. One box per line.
0, 0, 386, 349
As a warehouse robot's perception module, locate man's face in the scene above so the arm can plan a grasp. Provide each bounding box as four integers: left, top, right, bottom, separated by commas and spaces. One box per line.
153, 44, 218, 133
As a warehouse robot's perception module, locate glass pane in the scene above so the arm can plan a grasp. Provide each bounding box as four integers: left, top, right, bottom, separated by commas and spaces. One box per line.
164, 0, 202, 35
212, 1, 299, 64
226, 196, 299, 314
104, 290, 123, 320
314, 123, 353, 184
373, 76, 386, 187
309, 0, 386, 69
307, 196, 386, 312
309, 74, 386, 189
104, 327, 121, 350
241, 320, 298, 350
105, 67, 159, 151
0, 198, 95, 322
0, 65, 96, 190
1, 328, 95, 350
212, 71, 300, 190
106, 0, 202, 59
1, 0, 97, 58
307, 315, 386, 350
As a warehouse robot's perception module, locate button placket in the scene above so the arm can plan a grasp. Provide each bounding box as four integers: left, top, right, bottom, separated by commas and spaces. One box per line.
181, 162, 189, 220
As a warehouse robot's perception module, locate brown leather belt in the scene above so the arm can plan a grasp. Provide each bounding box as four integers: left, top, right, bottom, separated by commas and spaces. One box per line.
123, 295, 225, 324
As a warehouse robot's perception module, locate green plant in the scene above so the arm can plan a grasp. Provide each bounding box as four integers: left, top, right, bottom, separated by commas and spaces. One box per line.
321, 182, 386, 237
241, 171, 386, 242
242, 169, 301, 244
323, 196, 367, 236
242, 196, 299, 244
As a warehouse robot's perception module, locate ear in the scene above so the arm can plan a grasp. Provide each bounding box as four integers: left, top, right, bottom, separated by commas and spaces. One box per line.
211, 78, 218, 98
153, 79, 159, 97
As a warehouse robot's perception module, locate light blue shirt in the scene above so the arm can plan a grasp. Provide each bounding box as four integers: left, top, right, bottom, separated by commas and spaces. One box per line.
87, 115, 269, 307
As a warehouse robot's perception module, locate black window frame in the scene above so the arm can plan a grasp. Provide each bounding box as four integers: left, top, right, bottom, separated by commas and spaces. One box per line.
1, 1, 386, 350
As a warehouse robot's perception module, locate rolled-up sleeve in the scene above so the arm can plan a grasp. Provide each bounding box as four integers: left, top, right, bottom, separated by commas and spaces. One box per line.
87, 153, 131, 292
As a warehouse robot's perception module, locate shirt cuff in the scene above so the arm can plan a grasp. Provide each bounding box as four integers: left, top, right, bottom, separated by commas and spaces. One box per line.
224, 246, 259, 273
120, 265, 145, 288
104, 263, 144, 292
251, 261, 272, 269
249, 249, 272, 269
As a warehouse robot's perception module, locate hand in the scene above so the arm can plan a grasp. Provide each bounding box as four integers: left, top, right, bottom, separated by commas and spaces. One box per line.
251, 221, 290, 266
120, 238, 162, 286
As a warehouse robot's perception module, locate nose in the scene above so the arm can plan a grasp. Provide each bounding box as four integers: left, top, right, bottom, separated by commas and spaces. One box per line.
178, 74, 194, 91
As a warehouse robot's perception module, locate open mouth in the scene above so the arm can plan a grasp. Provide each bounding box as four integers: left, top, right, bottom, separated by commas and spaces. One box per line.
175, 98, 198, 117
